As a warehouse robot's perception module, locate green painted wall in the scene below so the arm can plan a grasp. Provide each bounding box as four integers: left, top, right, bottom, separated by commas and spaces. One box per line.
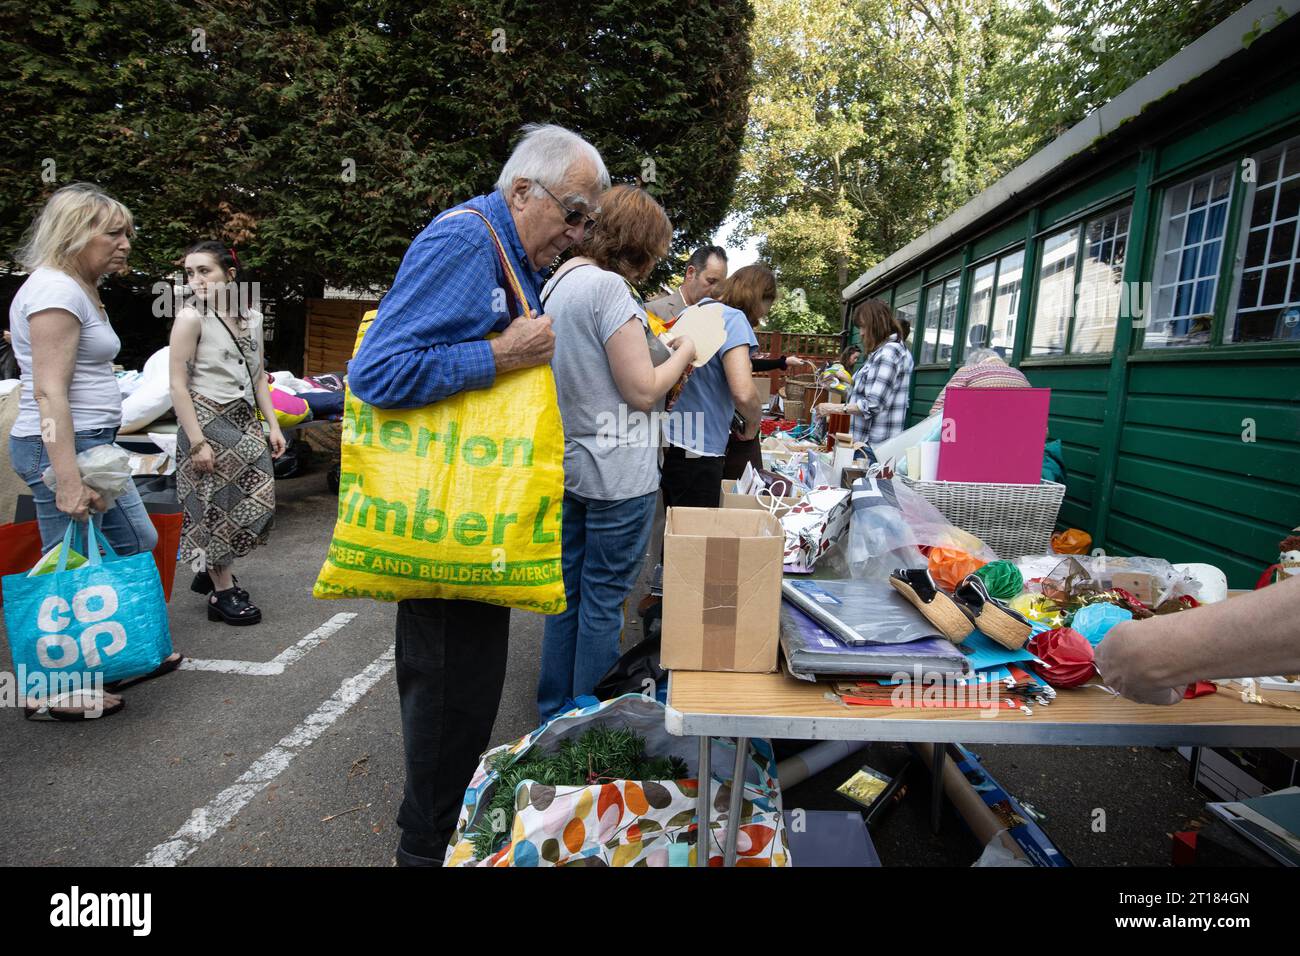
1019, 364, 1110, 533
1107, 359, 1300, 586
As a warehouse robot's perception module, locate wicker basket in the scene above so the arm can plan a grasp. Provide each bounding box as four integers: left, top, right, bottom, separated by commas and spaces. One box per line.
784, 376, 815, 404
900, 477, 1066, 559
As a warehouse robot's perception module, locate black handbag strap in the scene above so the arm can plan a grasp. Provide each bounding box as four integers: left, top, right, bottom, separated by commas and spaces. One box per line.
540, 261, 595, 309
204, 309, 256, 385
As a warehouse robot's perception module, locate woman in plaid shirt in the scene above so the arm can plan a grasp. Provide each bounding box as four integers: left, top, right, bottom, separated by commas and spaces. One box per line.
819, 299, 913, 451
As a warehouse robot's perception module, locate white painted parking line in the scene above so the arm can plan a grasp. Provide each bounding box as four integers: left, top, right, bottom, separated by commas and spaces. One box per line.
140, 646, 396, 867
179, 612, 357, 676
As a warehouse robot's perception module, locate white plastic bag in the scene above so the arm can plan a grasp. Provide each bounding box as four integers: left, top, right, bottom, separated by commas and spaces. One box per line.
42, 443, 133, 509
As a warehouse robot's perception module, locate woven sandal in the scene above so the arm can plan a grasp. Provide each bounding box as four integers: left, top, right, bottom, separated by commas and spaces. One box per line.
889, 568, 975, 643
954, 574, 1032, 650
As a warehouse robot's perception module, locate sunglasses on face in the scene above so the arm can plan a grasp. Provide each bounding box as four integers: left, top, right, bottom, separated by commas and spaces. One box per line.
538, 183, 597, 236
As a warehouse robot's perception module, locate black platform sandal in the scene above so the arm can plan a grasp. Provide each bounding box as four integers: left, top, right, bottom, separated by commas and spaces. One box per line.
192, 570, 249, 602
888, 568, 975, 643
207, 587, 263, 626
953, 574, 1031, 651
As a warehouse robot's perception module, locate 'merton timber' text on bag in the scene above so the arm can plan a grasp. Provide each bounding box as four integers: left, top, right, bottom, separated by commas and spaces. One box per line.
313, 212, 566, 613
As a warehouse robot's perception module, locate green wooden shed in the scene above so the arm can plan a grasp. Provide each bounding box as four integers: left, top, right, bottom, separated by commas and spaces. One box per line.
841, 0, 1300, 588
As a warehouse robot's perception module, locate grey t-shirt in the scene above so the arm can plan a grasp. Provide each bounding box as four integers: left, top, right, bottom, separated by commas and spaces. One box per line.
544, 262, 660, 501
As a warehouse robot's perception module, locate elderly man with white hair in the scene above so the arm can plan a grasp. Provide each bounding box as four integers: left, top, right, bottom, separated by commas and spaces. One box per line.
348, 123, 609, 867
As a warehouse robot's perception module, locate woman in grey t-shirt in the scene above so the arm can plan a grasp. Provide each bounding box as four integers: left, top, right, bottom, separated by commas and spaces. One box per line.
536, 185, 695, 722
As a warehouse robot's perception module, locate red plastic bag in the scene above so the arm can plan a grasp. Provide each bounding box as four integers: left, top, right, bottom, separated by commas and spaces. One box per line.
149, 512, 183, 602
0, 521, 43, 606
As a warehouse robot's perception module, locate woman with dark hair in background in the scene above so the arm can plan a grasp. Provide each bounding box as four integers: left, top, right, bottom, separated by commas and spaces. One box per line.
168, 241, 284, 626
817, 298, 914, 455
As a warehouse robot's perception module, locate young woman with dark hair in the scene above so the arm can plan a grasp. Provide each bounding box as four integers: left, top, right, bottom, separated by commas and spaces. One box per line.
718, 275, 815, 479
168, 241, 284, 625
660, 264, 773, 503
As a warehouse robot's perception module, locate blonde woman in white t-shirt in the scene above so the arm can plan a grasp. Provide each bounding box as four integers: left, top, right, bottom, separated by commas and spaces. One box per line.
7, 183, 182, 720
168, 241, 285, 626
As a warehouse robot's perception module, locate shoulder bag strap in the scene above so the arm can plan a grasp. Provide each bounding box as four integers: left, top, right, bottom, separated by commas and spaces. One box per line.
436, 208, 533, 320
207, 309, 256, 387
540, 261, 595, 309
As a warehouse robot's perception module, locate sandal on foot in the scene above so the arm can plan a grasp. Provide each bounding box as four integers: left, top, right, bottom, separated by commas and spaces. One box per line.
191, 570, 248, 602
954, 574, 1032, 650
104, 653, 185, 693
889, 568, 975, 643
24, 691, 125, 722
207, 587, 262, 626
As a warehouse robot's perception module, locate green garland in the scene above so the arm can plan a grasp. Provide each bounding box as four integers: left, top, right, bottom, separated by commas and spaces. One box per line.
469, 726, 688, 861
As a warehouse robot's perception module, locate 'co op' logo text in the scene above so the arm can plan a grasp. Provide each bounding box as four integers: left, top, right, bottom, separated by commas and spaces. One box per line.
35, 586, 126, 669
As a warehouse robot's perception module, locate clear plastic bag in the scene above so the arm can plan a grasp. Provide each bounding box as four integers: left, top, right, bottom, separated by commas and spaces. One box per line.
42, 443, 133, 509
847, 474, 995, 581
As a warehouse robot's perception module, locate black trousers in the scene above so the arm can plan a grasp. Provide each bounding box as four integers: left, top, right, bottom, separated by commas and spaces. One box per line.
722, 433, 762, 481
660, 444, 725, 510
395, 596, 510, 861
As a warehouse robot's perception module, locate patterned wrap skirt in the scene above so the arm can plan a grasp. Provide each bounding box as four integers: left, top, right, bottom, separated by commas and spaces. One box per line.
177, 393, 275, 568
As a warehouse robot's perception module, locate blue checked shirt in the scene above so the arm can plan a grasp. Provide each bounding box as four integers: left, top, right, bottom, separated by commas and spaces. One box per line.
348, 191, 545, 409
848, 334, 914, 446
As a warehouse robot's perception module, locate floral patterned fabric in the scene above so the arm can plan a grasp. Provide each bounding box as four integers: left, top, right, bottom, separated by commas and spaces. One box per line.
444, 694, 790, 867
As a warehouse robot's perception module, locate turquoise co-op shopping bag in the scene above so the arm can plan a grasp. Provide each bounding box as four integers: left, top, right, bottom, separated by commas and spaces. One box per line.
2, 520, 173, 686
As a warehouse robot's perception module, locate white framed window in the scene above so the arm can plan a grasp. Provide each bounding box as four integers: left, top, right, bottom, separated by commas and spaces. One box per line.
963, 248, 1023, 360
1227, 135, 1300, 343
1146, 164, 1235, 348
920, 274, 960, 365
1030, 226, 1080, 356
1072, 208, 1131, 353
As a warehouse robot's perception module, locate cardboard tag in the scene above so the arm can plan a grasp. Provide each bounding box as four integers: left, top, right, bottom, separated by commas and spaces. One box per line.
661, 302, 726, 367
1111, 571, 1156, 605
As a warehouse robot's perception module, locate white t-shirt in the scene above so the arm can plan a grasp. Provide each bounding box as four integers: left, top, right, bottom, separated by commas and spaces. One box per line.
8, 266, 123, 437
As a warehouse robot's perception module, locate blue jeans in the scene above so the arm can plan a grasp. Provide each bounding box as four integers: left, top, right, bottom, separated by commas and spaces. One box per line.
9, 427, 158, 556
537, 490, 656, 723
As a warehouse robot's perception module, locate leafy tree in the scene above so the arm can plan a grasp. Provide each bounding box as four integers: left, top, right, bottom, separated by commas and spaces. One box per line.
0, 0, 755, 297
733, 0, 1252, 316
763, 286, 837, 334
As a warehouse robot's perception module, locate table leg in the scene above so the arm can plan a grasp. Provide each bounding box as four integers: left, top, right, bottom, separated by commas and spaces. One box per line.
696, 735, 712, 868
1187, 746, 1202, 789
930, 742, 947, 834
723, 736, 749, 867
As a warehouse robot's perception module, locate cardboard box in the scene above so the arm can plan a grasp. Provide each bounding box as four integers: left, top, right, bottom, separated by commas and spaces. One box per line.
661, 507, 784, 673
753, 375, 772, 408
720, 479, 801, 517
827, 391, 845, 405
